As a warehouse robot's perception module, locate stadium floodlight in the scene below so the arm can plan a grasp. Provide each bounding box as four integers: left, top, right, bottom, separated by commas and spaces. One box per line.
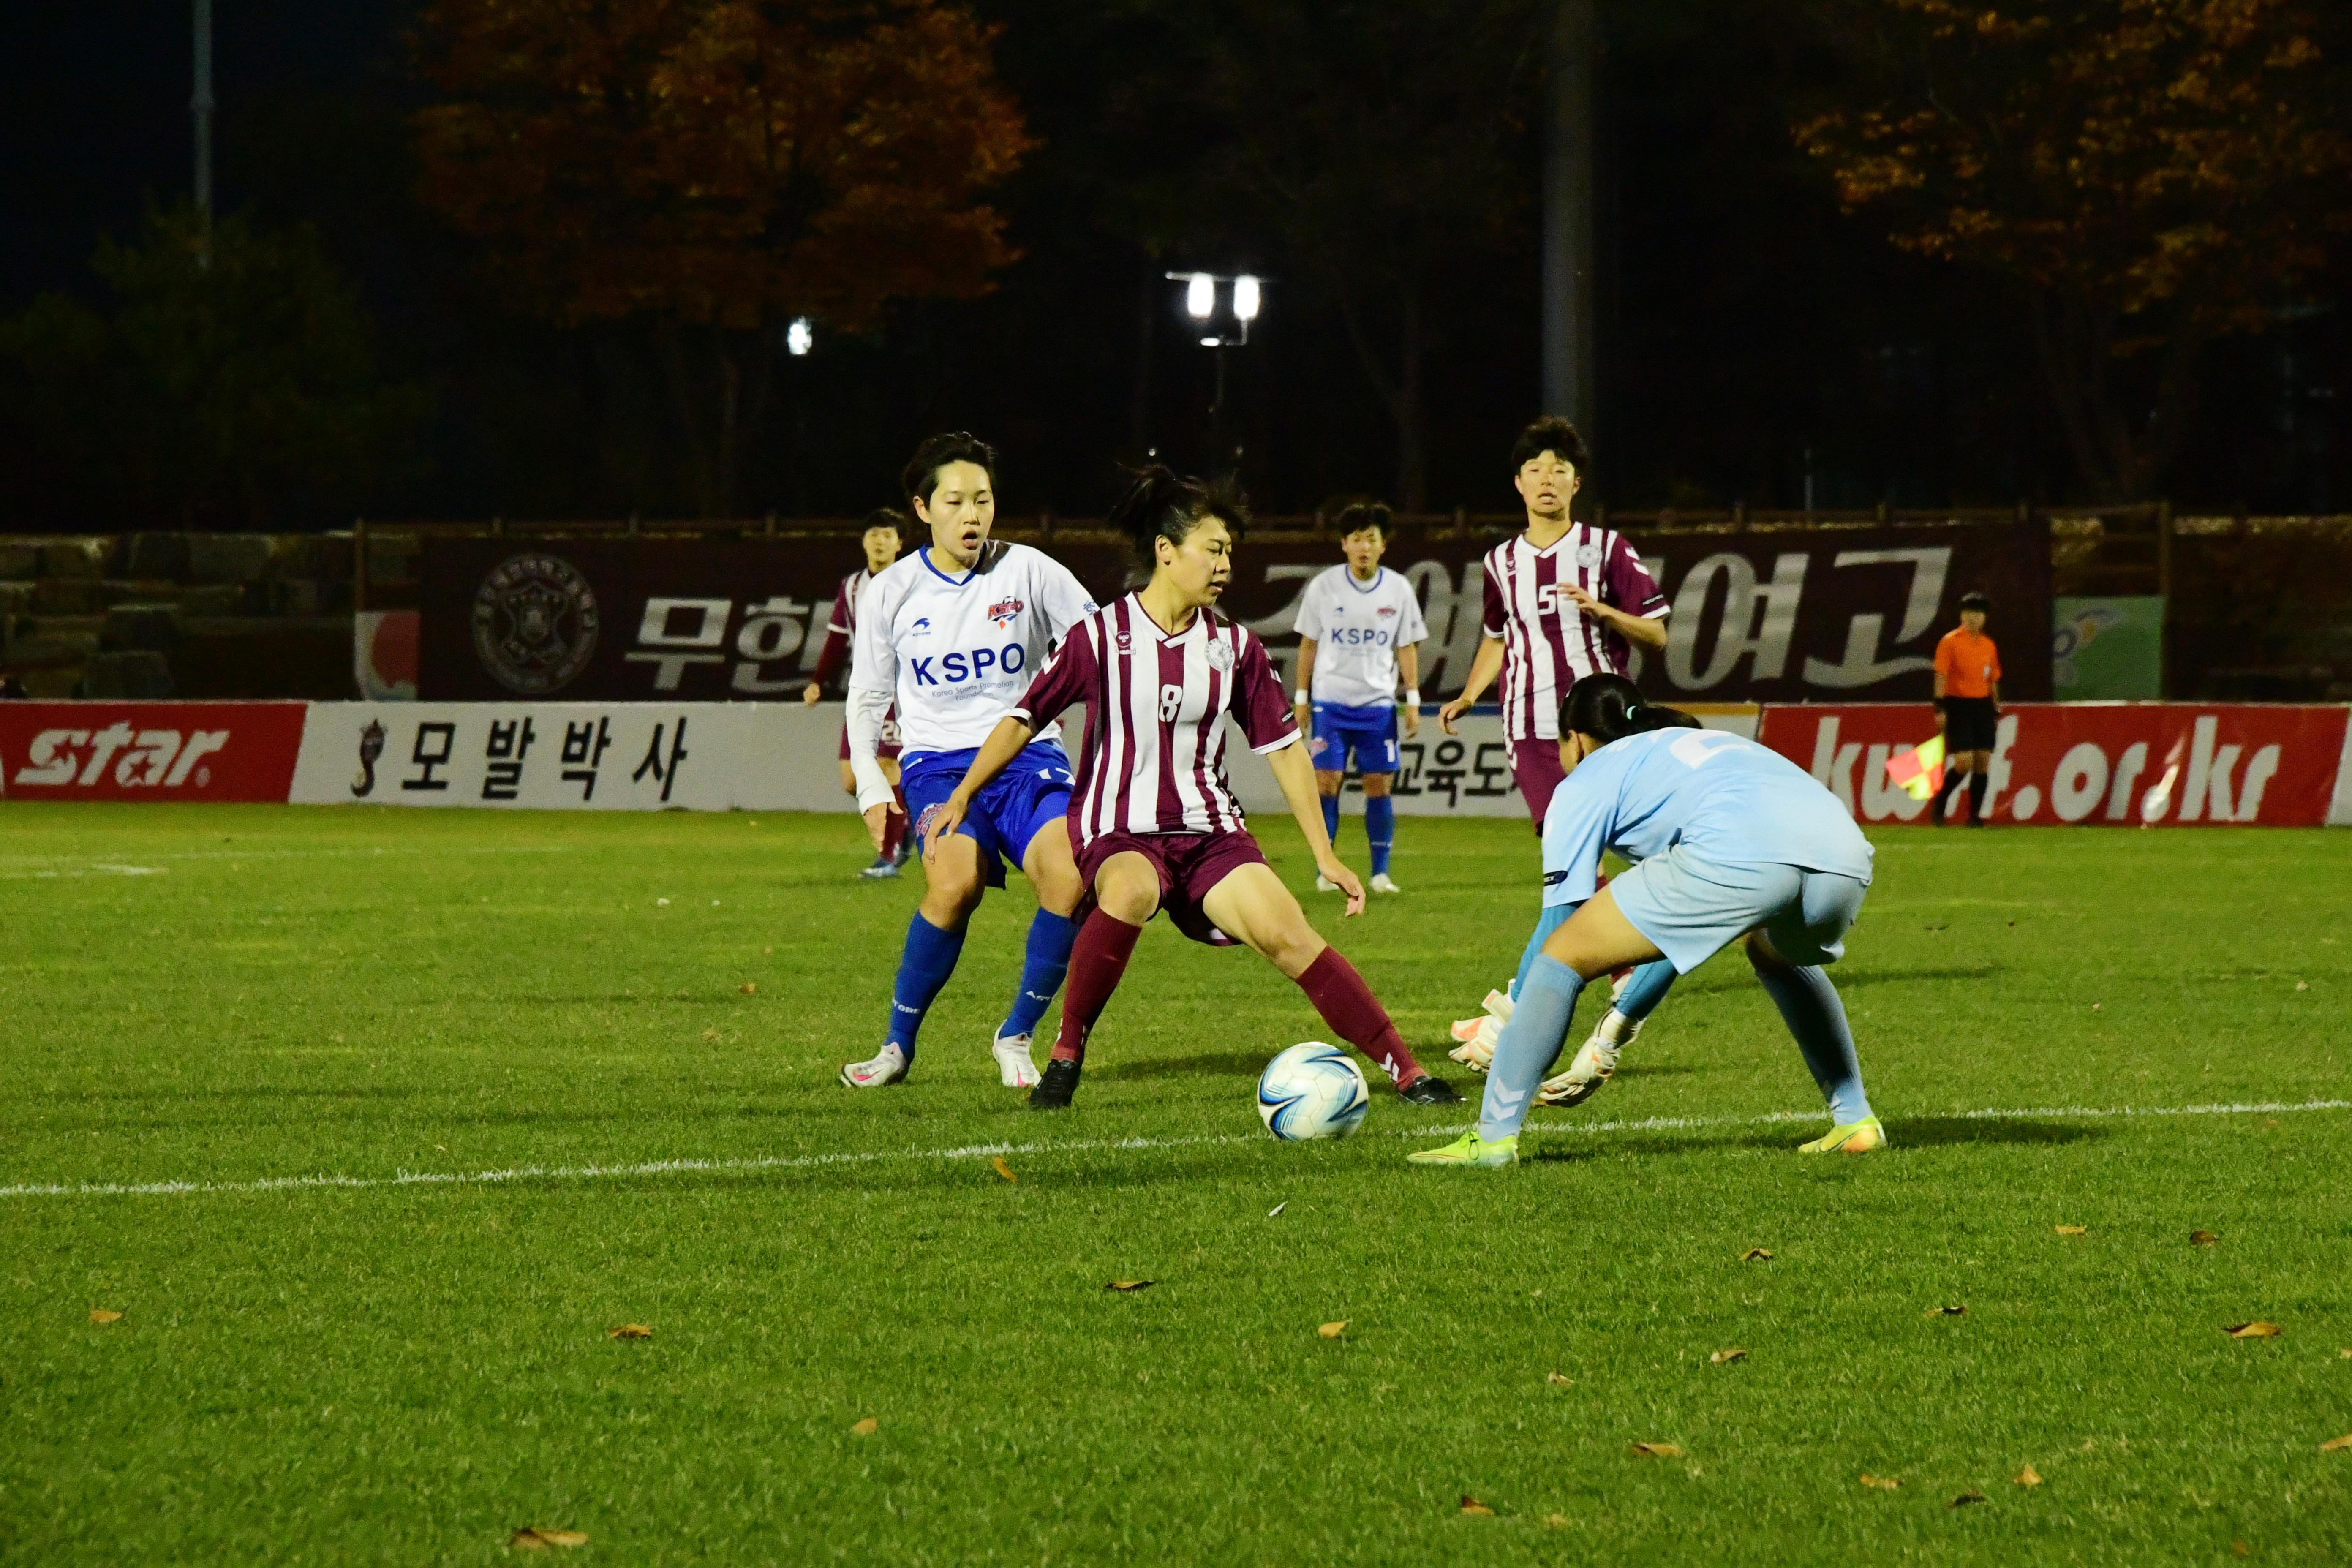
786, 318, 815, 357
1186, 273, 1216, 320
1164, 270, 1264, 348
1232, 275, 1261, 324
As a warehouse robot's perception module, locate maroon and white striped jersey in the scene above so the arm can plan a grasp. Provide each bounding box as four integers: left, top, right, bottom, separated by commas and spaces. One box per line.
1482, 525, 1669, 741
811, 567, 878, 690
1009, 594, 1299, 843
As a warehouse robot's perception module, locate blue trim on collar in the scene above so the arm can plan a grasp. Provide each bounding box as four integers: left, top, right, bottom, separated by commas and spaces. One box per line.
919, 548, 973, 586
1343, 566, 1386, 594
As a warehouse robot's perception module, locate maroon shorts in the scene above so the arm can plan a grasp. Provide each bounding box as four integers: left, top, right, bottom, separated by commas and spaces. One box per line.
1508, 734, 1567, 833
838, 719, 903, 762
1078, 828, 1268, 947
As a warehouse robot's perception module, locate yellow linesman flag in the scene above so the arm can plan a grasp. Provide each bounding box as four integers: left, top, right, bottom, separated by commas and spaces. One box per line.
1884, 734, 1945, 801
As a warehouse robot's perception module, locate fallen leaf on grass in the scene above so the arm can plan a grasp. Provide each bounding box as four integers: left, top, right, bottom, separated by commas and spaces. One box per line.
1926, 1304, 1967, 1317
2297, 980, 2309, 991
2320, 1435, 2352, 1453
1458, 1495, 1494, 1517
2233, 1543, 2250, 1558
1105, 1280, 1155, 1292
89, 1309, 121, 1324
2341, 1349, 2352, 1360
1267, 1202, 1286, 1218
1710, 1348, 1748, 1365
1741, 1248, 1774, 1262
1546, 1371, 1573, 1387
1859, 1473, 1900, 1490
2016, 1465, 2043, 1487
1544, 1513, 1569, 1527
1631, 1443, 1683, 1459
850, 1417, 878, 1436
2055, 1225, 2087, 1236
2227, 1321, 2282, 1339
509, 1527, 588, 1549
991, 1157, 1016, 1183
1318, 1320, 1348, 1339
1949, 1491, 1987, 1508
738, 982, 757, 995
2191, 1230, 2219, 1246
701, 1028, 722, 1043
608, 1323, 652, 1340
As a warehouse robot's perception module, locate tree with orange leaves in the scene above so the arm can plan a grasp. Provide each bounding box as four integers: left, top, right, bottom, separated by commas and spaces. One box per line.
414, 0, 1031, 514
1797, 0, 2351, 500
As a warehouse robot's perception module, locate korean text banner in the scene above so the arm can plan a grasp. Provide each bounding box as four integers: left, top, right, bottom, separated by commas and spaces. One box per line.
0, 702, 308, 802
419, 522, 2049, 705
1755, 703, 2351, 827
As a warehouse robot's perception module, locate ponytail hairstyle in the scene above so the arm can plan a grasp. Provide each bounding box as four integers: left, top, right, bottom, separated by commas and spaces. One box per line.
1559, 672, 1699, 744
1334, 497, 1392, 539
1105, 464, 1251, 566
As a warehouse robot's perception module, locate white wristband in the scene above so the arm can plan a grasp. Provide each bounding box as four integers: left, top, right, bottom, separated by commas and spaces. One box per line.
1293, 689, 1310, 705
1403, 689, 1421, 708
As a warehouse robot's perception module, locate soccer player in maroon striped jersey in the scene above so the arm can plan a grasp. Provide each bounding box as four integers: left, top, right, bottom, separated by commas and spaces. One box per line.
925, 467, 1462, 1111
803, 508, 909, 875
1438, 418, 1669, 830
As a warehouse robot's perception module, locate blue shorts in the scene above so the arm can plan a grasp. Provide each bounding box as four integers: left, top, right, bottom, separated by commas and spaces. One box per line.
1309, 701, 1400, 776
901, 741, 1074, 889
1609, 844, 1870, 974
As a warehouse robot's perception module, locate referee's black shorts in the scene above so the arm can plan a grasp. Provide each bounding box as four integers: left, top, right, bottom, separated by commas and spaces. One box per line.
1942, 695, 1997, 752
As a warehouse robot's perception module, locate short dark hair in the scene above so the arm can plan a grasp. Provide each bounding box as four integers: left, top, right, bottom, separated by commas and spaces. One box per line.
861, 506, 909, 535
1510, 416, 1590, 474
1335, 498, 1392, 539
1959, 590, 1991, 613
1559, 672, 1697, 743
1105, 464, 1250, 563
902, 432, 997, 508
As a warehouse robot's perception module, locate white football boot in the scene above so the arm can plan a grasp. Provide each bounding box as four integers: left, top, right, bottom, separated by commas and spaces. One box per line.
1369, 873, 1403, 894
1314, 874, 1341, 893
1537, 1009, 1643, 1107
1447, 988, 1514, 1072
838, 1043, 909, 1089
991, 1032, 1043, 1090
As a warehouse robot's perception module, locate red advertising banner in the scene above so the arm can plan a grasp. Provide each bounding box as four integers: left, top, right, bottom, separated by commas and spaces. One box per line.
1756, 703, 2351, 827
0, 702, 309, 803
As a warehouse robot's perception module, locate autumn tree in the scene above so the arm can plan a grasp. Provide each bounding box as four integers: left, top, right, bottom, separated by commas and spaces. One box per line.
1797, 0, 2352, 501
412, 0, 1031, 515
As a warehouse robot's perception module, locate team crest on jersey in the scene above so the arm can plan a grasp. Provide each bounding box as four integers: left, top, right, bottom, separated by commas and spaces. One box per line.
1376, 604, 1397, 618
1205, 637, 1235, 672
985, 596, 1026, 629
1576, 540, 1605, 571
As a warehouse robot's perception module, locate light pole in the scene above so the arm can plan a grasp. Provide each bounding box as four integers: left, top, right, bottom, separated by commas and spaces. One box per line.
192, 0, 215, 268
1166, 270, 1262, 478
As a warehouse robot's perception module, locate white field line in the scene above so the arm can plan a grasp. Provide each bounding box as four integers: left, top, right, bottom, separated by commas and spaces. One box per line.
0, 845, 577, 872
2, 1097, 2345, 1205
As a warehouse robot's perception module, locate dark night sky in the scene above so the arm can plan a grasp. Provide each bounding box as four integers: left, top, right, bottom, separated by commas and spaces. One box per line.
3, 1, 2344, 523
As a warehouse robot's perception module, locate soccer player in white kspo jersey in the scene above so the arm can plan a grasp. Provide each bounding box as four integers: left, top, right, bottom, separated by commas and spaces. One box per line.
1439, 417, 1670, 831
839, 433, 1099, 1092
1291, 499, 1426, 895
927, 467, 1462, 1111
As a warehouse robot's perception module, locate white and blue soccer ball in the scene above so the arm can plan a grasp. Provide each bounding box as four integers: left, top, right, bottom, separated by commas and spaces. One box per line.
1256, 1042, 1370, 1141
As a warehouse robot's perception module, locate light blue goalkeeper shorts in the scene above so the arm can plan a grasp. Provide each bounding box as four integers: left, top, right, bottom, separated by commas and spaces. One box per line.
1608, 843, 1869, 974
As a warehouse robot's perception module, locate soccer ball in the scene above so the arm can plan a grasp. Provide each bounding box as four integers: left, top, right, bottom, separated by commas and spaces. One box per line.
1256, 1042, 1370, 1141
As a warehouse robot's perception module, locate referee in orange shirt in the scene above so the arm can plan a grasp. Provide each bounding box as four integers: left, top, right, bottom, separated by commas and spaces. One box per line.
1931, 590, 2001, 825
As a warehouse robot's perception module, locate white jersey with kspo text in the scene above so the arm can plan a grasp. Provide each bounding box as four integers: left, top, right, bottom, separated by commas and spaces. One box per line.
848, 541, 1097, 756
1292, 564, 1428, 709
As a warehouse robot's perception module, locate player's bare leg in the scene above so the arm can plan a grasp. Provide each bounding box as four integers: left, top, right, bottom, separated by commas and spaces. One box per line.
1032, 851, 1161, 1108
1201, 864, 1457, 1102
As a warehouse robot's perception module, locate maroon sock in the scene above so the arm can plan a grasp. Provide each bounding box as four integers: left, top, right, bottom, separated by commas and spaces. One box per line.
1295, 947, 1424, 1086
1051, 910, 1143, 1065
881, 806, 907, 859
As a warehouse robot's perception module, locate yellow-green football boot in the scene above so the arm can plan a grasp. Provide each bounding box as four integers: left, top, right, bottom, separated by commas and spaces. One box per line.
1799, 1116, 1888, 1155
1407, 1130, 1519, 1168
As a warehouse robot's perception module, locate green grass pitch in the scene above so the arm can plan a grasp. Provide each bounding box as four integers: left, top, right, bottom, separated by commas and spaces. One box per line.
2, 801, 2349, 1564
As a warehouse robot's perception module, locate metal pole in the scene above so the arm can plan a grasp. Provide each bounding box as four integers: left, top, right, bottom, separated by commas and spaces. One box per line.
193, 0, 214, 268
1541, 0, 1597, 430
1211, 346, 1228, 479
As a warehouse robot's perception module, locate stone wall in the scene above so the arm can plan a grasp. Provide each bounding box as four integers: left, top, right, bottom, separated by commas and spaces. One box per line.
0, 532, 355, 699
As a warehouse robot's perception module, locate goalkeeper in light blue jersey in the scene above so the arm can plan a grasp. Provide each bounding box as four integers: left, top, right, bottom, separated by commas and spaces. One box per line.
1411, 673, 1884, 1168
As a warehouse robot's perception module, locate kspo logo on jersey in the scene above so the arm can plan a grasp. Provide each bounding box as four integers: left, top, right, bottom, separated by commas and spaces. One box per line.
1324, 626, 1394, 647
909, 643, 1028, 686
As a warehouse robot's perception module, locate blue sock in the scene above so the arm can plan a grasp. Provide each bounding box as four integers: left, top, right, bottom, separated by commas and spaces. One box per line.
1750, 958, 1873, 1124
1510, 904, 1574, 999
887, 911, 967, 1062
1479, 955, 1586, 1141
1321, 794, 1341, 844
1614, 959, 1677, 1022
1365, 796, 1395, 876
1000, 908, 1078, 1041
